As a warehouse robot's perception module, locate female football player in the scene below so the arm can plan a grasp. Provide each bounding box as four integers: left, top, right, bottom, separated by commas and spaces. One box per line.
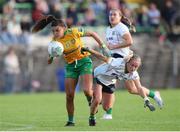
81, 47, 155, 126
101, 9, 163, 120
32, 15, 110, 126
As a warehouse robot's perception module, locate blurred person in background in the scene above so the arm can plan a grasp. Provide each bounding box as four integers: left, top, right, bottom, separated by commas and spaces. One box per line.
99, 9, 163, 120
136, 5, 149, 27
49, 2, 62, 19
32, 0, 49, 23
66, 3, 78, 27
83, 7, 97, 26
19, 16, 32, 45
147, 3, 161, 35
3, 46, 20, 93
32, 15, 110, 126
162, 0, 177, 31
0, 18, 18, 45
90, 0, 106, 25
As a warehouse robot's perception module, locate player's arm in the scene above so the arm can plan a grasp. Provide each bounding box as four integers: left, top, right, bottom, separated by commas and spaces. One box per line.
84, 31, 104, 47
85, 31, 111, 57
108, 33, 133, 50
77, 28, 111, 56
81, 47, 111, 63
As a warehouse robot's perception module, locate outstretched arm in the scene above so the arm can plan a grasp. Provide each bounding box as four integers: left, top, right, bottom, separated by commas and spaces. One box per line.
84, 31, 111, 57
84, 31, 104, 47
82, 47, 111, 63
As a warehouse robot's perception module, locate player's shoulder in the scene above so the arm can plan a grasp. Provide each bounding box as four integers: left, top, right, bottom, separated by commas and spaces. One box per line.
116, 22, 129, 30
71, 27, 85, 33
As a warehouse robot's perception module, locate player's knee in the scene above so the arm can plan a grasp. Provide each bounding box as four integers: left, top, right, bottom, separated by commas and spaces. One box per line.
83, 88, 92, 96
66, 94, 74, 102
93, 97, 101, 106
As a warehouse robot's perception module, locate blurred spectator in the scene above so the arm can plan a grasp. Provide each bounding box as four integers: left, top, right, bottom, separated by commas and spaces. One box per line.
106, 0, 120, 10
83, 8, 97, 26
49, 2, 62, 19
7, 16, 22, 44
32, 0, 49, 23
162, 0, 177, 29
136, 5, 149, 27
2, 0, 15, 17
90, 0, 106, 25
19, 17, 32, 45
147, 3, 161, 29
3, 46, 20, 93
0, 18, 17, 45
77, 0, 89, 13
66, 3, 78, 27
0, 0, 7, 14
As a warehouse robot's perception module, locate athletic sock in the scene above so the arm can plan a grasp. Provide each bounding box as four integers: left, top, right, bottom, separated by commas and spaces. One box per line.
106, 108, 112, 114
89, 114, 95, 120
86, 96, 92, 105
148, 90, 155, 98
68, 115, 74, 123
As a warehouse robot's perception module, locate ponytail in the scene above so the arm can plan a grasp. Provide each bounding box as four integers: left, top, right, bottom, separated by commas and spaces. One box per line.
121, 16, 136, 33
32, 15, 67, 33
32, 15, 56, 33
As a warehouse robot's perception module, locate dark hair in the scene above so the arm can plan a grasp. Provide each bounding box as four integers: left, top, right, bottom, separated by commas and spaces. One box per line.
32, 15, 67, 33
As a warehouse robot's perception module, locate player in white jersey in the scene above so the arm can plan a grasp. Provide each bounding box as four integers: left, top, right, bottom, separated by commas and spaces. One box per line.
82, 47, 155, 126
101, 9, 163, 120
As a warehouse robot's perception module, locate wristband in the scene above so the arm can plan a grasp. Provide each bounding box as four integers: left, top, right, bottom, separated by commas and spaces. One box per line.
102, 44, 106, 48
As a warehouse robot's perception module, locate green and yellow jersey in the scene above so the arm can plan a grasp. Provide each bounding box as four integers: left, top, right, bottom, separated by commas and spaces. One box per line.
53, 27, 90, 64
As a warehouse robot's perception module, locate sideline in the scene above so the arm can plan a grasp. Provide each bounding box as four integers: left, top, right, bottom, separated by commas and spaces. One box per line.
0, 121, 34, 131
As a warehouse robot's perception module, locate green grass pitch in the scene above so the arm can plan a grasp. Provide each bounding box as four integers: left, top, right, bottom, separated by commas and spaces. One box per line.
0, 89, 180, 131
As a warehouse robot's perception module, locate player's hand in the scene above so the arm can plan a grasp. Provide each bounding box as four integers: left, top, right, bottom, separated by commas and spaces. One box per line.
100, 44, 111, 57
48, 57, 53, 64
81, 47, 90, 54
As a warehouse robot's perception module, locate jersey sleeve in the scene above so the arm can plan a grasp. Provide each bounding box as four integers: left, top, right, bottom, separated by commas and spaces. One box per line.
128, 71, 140, 80
118, 24, 129, 36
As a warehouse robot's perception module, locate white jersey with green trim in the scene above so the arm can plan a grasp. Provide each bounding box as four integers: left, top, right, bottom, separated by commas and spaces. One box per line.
94, 58, 139, 86
106, 22, 131, 57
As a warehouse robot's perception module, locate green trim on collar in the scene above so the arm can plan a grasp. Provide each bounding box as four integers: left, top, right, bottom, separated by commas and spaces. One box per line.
64, 29, 72, 35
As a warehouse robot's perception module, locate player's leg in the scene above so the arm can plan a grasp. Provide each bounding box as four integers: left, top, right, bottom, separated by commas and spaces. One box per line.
65, 78, 78, 126
79, 58, 93, 106
101, 84, 116, 119
80, 74, 93, 106
89, 82, 103, 126
64, 63, 79, 126
101, 92, 115, 119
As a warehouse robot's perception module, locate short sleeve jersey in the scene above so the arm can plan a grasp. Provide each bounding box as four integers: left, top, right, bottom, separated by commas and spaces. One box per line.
94, 58, 139, 86
54, 27, 90, 64
106, 22, 131, 57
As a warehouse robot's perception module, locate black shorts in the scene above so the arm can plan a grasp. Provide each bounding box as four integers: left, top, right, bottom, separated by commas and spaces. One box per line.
95, 78, 115, 94
111, 53, 123, 58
